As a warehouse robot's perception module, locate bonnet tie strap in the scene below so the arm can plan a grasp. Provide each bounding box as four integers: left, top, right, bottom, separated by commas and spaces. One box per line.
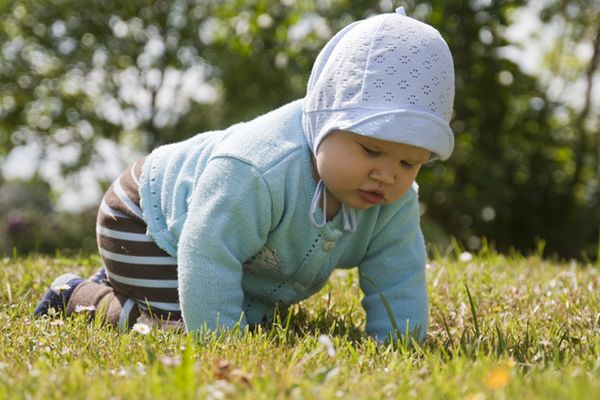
309, 180, 357, 233
341, 203, 357, 233
309, 179, 327, 228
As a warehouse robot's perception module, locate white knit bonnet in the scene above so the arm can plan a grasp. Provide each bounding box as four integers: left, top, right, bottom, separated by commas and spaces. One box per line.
302, 7, 455, 232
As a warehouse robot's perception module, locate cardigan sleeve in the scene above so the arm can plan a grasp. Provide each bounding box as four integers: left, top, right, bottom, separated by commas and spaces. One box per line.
357, 189, 429, 342
176, 156, 272, 333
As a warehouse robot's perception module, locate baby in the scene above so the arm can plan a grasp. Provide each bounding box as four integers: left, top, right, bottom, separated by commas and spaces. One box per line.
35, 7, 455, 342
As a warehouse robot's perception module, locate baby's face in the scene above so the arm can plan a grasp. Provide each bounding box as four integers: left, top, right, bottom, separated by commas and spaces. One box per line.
315, 130, 430, 210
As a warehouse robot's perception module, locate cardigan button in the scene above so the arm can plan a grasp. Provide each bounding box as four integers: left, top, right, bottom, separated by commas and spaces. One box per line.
322, 241, 336, 252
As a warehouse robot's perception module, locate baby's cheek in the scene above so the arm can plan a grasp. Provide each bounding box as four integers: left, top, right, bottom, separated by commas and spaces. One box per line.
390, 185, 411, 202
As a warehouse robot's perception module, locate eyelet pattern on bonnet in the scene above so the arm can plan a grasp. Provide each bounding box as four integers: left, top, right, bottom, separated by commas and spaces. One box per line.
303, 7, 455, 232
302, 7, 455, 160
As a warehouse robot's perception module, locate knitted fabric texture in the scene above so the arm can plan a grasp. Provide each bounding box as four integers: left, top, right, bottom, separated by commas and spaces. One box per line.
139, 100, 429, 340
302, 7, 455, 160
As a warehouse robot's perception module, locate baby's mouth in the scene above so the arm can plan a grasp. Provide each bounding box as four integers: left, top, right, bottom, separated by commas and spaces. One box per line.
358, 189, 386, 204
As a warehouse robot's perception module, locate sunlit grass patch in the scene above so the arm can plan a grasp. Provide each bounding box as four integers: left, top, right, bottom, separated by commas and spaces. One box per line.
0, 251, 598, 399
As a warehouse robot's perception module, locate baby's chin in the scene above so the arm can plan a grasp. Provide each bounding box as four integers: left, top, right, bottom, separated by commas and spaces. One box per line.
345, 200, 382, 210
355, 197, 402, 209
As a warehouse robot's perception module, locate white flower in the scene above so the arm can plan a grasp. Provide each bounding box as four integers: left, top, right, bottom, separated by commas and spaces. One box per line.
160, 355, 181, 367
132, 322, 151, 335
318, 334, 336, 357
459, 251, 473, 263
74, 305, 96, 313
110, 368, 129, 377
205, 380, 235, 400
136, 362, 146, 375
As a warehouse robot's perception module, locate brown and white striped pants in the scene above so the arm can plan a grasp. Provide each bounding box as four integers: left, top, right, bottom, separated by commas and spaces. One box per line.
68, 158, 182, 329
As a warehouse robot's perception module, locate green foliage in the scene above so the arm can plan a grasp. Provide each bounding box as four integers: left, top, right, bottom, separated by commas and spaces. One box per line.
0, 0, 599, 258
406, 0, 600, 259
1, 253, 599, 398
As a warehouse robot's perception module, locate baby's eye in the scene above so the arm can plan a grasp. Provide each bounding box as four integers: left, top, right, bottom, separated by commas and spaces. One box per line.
360, 144, 381, 157
400, 160, 417, 169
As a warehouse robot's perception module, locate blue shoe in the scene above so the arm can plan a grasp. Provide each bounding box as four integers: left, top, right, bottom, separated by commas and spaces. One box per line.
89, 267, 108, 284
34, 273, 84, 317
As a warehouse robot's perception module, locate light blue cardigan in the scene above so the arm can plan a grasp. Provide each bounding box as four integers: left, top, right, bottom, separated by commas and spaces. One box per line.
139, 99, 429, 341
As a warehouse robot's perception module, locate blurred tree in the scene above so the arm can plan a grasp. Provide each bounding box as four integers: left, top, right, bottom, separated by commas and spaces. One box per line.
536, 0, 600, 257
0, 0, 598, 258
0, 0, 224, 174
0, 0, 359, 171
418, 0, 600, 258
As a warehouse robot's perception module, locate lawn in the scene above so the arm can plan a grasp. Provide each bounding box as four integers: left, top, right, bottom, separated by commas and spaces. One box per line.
0, 247, 598, 399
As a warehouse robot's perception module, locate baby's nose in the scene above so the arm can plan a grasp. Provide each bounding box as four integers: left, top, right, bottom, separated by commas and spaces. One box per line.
370, 168, 396, 185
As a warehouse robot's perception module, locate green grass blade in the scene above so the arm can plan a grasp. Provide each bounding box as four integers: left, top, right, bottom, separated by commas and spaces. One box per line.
464, 284, 480, 338
360, 273, 402, 341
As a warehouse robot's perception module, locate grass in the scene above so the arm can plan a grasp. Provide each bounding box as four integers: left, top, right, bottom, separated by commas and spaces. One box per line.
0, 248, 599, 399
